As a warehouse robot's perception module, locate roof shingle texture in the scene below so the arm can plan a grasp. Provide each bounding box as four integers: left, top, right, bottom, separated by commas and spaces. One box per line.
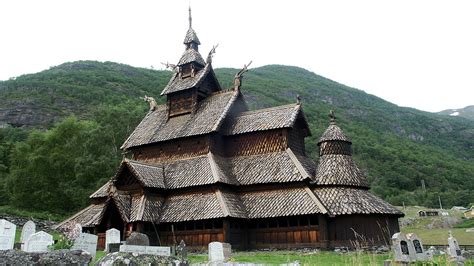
318, 124, 351, 144
161, 57, 211, 95
183, 28, 200, 45
313, 187, 403, 216
314, 154, 369, 187
224, 104, 303, 135
121, 90, 238, 149
240, 188, 324, 218
177, 48, 205, 66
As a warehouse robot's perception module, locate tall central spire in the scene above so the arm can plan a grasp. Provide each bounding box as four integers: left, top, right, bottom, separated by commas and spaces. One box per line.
188, 6, 192, 29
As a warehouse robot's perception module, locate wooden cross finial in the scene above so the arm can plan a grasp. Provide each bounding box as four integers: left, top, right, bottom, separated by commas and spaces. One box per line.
296, 94, 301, 104
188, 6, 192, 28
329, 110, 336, 124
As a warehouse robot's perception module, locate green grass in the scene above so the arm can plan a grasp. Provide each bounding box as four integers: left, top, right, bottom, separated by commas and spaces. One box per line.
399, 206, 474, 245
455, 218, 474, 229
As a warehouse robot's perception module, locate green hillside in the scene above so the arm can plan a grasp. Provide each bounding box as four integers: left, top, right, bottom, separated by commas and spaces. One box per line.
439, 105, 474, 121
0, 61, 473, 216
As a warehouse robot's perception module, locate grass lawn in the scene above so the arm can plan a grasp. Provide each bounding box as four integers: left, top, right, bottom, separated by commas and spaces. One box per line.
189, 251, 391, 265
399, 206, 474, 245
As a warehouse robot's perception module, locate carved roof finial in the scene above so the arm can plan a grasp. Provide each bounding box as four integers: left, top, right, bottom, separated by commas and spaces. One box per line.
233, 61, 252, 90
296, 94, 301, 105
329, 110, 336, 124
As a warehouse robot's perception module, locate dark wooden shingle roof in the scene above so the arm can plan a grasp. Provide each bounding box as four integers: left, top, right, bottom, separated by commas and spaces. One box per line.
183, 28, 200, 45
314, 187, 403, 216
160, 63, 211, 95
122, 90, 239, 149
225, 104, 310, 136
318, 124, 351, 144
314, 154, 369, 187
177, 48, 205, 66
89, 180, 112, 198
130, 194, 164, 223
240, 187, 327, 218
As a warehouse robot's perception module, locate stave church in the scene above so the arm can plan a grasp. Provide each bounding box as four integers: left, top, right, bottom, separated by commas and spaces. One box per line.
58, 9, 403, 250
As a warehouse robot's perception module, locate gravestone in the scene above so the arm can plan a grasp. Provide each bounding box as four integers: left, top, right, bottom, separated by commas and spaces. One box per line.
176, 240, 188, 262
406, 233, 431, 261
0, 219, 16, 250
72, 233, 98, 259
447, 231, 464, 263
208, 242, 232, 262
391, 233, 410, 263
126, 232, 149, 246
105, 228, 120, 252
25, 231, 54, 252
119, 244, 171, 256
20, 220, 36, 251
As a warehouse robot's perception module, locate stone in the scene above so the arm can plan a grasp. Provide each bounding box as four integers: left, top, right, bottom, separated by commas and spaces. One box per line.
447, 231, 465, 263
176, 239, 188, 262
108, 243, 122, 252
0, 249, 92, 265
466, 228, 474, 233
95, 251, 174, 266
105, 228, 120, 252
72, 232, 98, 259
208, 241, 232, 262
20, 220, 36, 251
126, 232, 149, 246
119, 244, 171, 256
0, 219, 16, 251
25, 231, 54, 252
406, 233, 432, 261
391, 233, 410, 263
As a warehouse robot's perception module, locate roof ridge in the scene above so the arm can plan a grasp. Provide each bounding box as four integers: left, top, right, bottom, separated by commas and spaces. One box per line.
235, 103, 298, 117
286, 148, 311, 179
212, 90, 240, 131
215, 190, 230, 217
304, 187, 328, 215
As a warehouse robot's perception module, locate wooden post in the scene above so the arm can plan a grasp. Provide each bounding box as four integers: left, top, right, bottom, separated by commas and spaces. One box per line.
318, 215, 329, 249
223, 219, 230, 243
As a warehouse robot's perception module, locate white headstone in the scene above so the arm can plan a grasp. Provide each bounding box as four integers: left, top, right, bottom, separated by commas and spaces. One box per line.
0, 219, 16, 250
72, 233, 98, 259
208, 242, 232, 262
20, 220, 36, 251
119, 244, 171, 256
447, 231, 464, 263
105, 228, 120, 252
25, 231, 53, 252
391, 233, 411, 263
406, 233, 431, 261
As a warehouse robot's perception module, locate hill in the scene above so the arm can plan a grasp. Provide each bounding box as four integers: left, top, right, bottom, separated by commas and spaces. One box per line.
439, 105, 474, 121
0, 61, 473, 215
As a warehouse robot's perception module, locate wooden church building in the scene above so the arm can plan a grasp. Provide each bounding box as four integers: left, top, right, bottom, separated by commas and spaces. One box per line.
58, 10, 403, 250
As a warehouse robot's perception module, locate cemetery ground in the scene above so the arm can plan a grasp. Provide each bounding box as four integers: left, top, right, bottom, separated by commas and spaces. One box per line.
3, 205, 474, 265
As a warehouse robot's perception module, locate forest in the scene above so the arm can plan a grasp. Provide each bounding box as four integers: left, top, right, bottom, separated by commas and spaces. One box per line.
0, 61, 473, 217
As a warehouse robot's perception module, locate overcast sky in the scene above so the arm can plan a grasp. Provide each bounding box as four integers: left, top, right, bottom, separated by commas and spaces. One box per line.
1, 0, 473, 112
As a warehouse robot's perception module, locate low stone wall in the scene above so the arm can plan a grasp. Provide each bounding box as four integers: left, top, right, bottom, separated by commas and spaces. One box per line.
0, 214, 57, 232
96, 252, 184, 266
0, 249, 91, 265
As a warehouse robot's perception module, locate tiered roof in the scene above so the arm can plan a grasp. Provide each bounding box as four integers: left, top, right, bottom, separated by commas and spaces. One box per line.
313, 111, 402, 216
